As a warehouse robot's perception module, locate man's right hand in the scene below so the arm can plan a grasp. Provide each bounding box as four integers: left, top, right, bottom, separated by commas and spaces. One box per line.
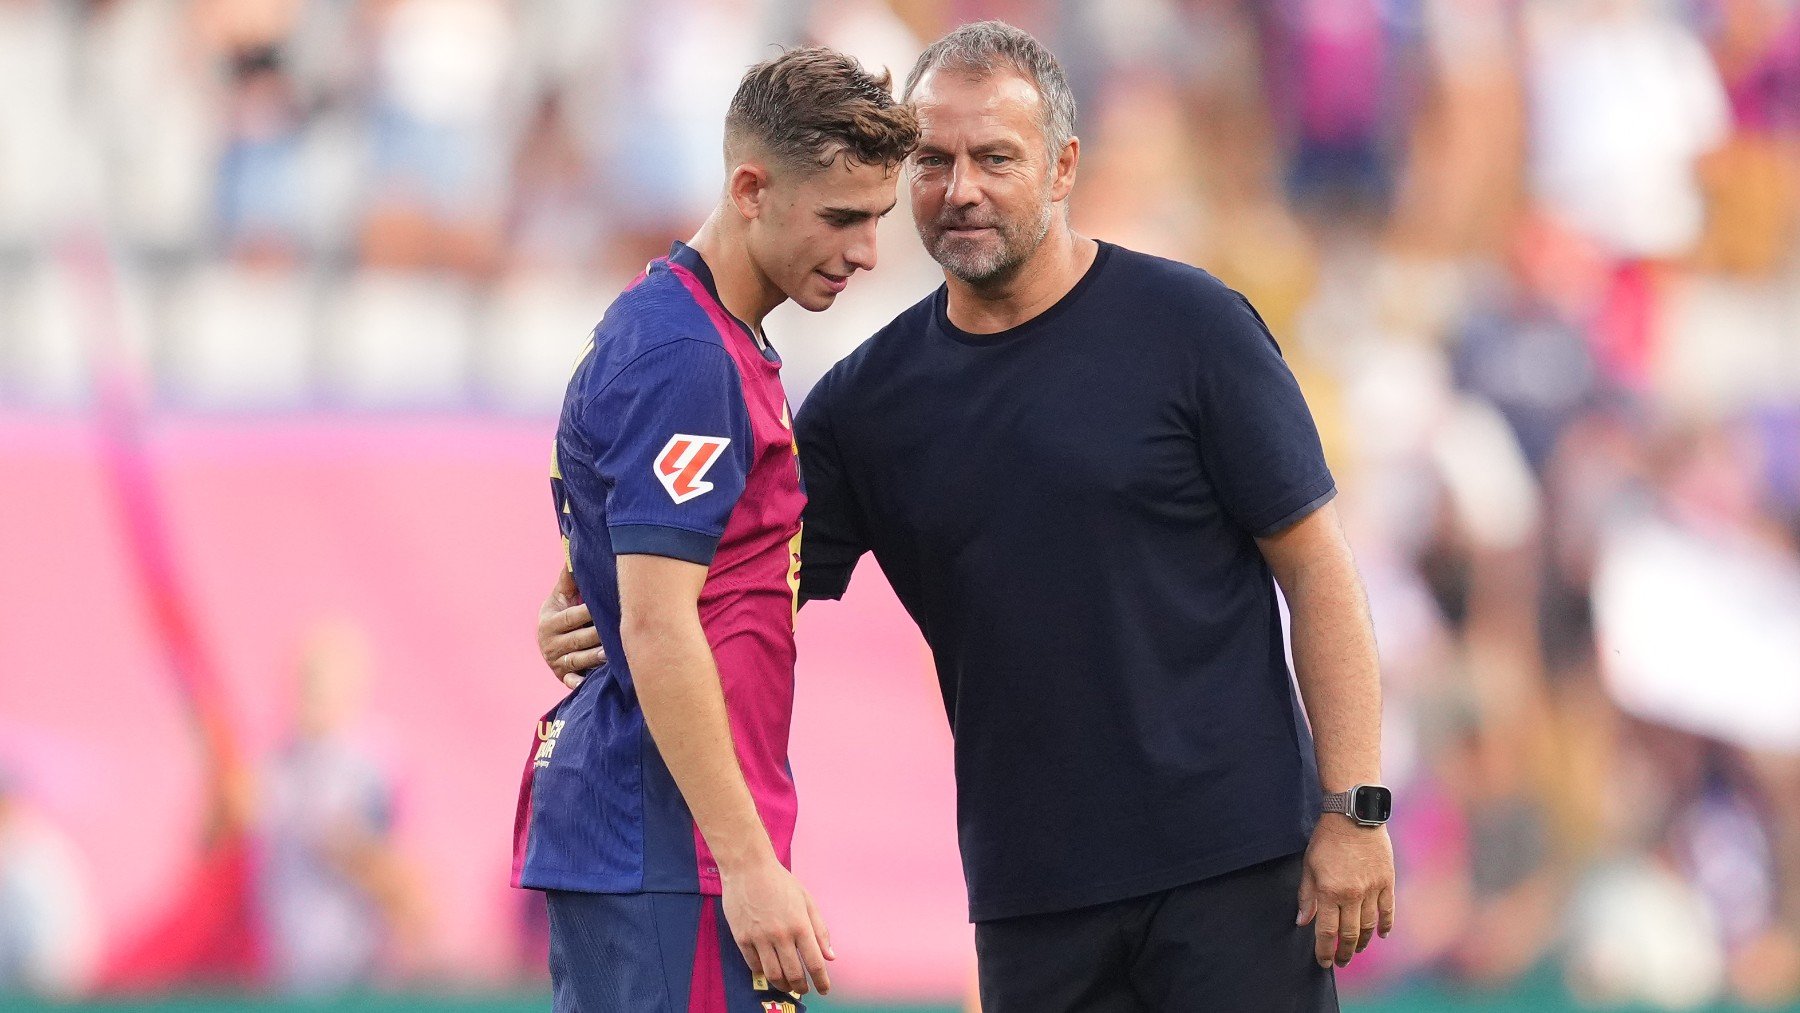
721, 857, 835, 997
538, 567, 604, 689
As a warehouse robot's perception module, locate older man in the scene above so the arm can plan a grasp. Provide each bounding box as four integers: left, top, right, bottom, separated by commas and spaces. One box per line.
541, 21, 1393, 1012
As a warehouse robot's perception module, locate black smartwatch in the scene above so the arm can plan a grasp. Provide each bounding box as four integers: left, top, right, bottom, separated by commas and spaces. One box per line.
1322, 784, 1392, 826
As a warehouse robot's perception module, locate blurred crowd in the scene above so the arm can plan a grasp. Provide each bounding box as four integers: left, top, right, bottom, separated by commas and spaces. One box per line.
4, 0, 1800, 1008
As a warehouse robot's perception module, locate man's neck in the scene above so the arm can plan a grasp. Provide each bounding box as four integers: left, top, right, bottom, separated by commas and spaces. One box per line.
944, 225, 1097, 335
688, 212, 783, 337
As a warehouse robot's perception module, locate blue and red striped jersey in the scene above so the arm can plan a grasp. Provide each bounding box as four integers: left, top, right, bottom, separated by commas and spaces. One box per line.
514, 241, 806, 895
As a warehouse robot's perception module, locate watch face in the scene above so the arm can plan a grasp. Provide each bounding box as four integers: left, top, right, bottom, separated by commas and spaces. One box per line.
1352, 785, 1392, 823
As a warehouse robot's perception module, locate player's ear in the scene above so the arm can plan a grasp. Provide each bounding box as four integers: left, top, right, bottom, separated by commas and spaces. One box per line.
728, 162, 772, 221
1050, 135, 1079, 203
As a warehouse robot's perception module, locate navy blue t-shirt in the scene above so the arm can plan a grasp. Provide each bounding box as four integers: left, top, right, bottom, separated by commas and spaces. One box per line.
795, 242, 1333, 922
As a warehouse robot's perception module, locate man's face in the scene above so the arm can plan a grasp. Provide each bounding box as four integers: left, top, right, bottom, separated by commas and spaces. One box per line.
908, 68, 1058, 285
747, 156, 899, 312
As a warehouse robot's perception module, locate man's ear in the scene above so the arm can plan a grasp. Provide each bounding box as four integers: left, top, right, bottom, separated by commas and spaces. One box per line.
1050, 135, 1079, 203
728, 162, 772, 220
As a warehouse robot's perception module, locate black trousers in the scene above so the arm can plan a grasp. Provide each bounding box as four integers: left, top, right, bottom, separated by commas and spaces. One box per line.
975, 853, 1339, 1013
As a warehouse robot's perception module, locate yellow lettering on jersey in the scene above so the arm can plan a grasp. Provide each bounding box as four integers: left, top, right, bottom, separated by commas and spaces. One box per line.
786, 526, 803, 626
751, 975, 800, 1006
534, 719, 566, 767
553, 442, 572, 565
780, 402, 799, 457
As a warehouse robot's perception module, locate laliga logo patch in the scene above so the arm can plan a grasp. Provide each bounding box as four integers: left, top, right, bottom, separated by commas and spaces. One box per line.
655, 434, 730, 504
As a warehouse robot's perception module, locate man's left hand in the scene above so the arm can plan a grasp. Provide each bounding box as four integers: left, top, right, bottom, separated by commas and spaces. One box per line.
539, 566, 603, 690
1296, 815, 1395, 969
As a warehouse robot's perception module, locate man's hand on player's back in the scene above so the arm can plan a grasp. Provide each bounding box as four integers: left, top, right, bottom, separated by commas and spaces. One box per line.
538, 567, 603, 689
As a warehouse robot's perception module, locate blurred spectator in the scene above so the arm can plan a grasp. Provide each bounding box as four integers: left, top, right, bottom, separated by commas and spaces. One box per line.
1526, 0, 1730, 261
1436, 718, 1561, 986
1566, 855, 1727, 1009
214, 45, 309, 266
503, 90, 605, 275
1074, 70, 1208, 262
1527, 0, 1732, 391
1451, 216, 1606, 474
1387, 0, 1525, 256
597, 0, 774, 272
359, 0, 514, 276
1593, 421, 1800, 762
193, 0, 311, 263
0, 770, 97, 999
1692, 0, 1800, 276
1590, 421, 1800, 1005
258, 621, 420, 995
1259, 0, 1422, 227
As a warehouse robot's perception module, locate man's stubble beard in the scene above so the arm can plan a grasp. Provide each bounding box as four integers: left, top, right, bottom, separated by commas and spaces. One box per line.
927, 197, 1055, 286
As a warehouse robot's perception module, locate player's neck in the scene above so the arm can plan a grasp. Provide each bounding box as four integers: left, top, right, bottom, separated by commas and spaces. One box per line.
688, 217, 782, 342
944, 224, 1096, 335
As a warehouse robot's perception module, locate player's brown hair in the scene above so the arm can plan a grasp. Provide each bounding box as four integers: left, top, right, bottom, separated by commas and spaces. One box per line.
726, 47, 920, 172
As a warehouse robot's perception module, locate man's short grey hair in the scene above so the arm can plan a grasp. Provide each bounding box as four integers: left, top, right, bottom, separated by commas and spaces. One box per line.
902, 20, 1077, 159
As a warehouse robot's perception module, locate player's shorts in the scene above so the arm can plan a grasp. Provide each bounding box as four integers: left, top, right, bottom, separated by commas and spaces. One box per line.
545, 890, 807, 1012
974, 852, 1339, 1012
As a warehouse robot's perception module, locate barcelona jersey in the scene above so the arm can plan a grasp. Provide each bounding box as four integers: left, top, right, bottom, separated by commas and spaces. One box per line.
514, 241, 805, 895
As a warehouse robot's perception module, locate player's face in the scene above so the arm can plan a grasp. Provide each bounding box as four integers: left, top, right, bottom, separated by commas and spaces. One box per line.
750, 157, 899, 312
907, 68, 1058, 285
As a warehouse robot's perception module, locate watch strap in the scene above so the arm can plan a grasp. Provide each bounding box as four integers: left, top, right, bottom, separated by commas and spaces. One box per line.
1322, 789, 1353, 816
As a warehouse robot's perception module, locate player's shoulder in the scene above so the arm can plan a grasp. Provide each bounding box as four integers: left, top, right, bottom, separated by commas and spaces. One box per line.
577, 267, 734, 394
601, 263, 730, 357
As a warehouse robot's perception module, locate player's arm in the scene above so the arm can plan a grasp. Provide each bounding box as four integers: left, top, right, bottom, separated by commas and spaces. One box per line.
1258, 502, 1395, 970
616, 552, 833, 996
579, 337, 832, 996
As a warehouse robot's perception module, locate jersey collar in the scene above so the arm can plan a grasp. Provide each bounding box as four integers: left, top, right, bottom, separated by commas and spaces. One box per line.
667, 241, 780, 364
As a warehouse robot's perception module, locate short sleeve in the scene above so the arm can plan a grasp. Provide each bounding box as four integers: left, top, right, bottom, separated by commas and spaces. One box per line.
794, 371, 869, 600
1194, 292, 1336, 537
582, 338, 753, 564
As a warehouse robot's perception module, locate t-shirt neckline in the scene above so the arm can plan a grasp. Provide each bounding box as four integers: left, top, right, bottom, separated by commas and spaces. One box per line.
931, 241, 1115, 347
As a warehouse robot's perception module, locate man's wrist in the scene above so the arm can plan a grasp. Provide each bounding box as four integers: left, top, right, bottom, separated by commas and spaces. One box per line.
1320, 773, 1383, 794
1321, 782, 1392, 825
